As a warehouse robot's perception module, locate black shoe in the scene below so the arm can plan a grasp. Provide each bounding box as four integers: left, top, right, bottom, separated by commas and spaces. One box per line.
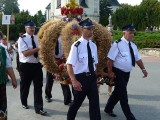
104, 110, 117, 117
36, 110, 47, 115
64, 100, 72, 105
45, 97, 52, 102
22, 105, 29, 109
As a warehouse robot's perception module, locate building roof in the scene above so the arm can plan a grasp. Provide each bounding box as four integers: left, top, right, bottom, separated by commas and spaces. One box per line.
46, 3, 51, 9
111, 0, 121, 6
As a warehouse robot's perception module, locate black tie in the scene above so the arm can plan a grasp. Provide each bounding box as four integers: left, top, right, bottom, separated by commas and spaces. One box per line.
87, 42, 94, 73
31, 36, 38, 58
129, 42, 135, 67
55, 40, 59, 55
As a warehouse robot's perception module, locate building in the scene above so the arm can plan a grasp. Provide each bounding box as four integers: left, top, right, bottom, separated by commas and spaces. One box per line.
45, 3, 51, 21
111, 0, 121, 13
45, 0, 120, 22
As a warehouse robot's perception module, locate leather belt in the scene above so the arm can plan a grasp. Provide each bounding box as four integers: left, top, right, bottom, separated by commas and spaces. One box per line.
77, 72, 92, 76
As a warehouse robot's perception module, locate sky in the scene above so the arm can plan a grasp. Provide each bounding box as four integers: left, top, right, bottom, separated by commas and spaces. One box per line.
18, 0, 142, 16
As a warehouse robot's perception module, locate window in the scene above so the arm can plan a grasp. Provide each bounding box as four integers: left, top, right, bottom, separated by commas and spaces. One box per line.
80, 0, 88, 8
57, 0, 61, 9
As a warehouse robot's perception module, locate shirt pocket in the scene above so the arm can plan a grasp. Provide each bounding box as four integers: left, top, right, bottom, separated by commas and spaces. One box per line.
120, 52, 129, 62
79, 53, 87, 64
121, 52, 129, 57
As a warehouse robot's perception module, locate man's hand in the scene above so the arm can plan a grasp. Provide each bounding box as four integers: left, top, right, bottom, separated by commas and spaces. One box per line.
108, 71, 115, 79
142, 69, 148, 78
72, 79, 82, 91
12, 80, 17, 89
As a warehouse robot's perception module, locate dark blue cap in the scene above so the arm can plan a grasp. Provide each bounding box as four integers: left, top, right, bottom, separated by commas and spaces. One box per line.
122, 24, 135, 31
24, 20, 36, 27
79, 18, 94, 29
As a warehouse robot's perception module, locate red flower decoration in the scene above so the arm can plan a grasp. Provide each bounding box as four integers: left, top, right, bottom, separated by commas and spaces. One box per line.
61, 6, 83, 17
77, 7, 83, 15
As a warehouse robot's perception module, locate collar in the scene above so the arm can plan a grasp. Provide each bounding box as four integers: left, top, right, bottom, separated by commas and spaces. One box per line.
121, 37, 130, 44
80, 36, 92, 45
25, 33, 34, 39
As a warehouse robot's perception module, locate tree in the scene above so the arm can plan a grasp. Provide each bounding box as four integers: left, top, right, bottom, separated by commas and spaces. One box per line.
0, 0, 20, 14
1, 10, 32, 41
112, 4, 133, 30
112, 0, 160, 30
99, 0, 112, 26
33, 10, 45, 27
140, 0, 160, 28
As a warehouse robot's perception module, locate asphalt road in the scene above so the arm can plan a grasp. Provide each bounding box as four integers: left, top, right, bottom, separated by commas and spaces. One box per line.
6, 55, 160, 120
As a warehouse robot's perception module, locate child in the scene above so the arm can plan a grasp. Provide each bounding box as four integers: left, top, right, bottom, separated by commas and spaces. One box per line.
0, 32, 17, 120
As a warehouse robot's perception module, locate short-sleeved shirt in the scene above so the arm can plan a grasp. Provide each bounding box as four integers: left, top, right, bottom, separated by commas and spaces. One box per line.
107, 37, 141, 72
66, 37, 98, 74
18, 33, 39, 63
0, 44, 12, 68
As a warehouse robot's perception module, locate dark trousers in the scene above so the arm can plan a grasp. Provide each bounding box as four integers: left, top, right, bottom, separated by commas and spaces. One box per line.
45, 71, 71, 105
104, 67, 136, 120
67, 73, 101, 120
0, 84, 7, 112
19, 63, 43, 112
16, 52, 20, 72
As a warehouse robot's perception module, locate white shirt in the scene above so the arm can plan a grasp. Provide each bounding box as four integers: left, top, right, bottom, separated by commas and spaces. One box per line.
54, 36, 63, 58
66, 37, 98, 74
107, 37, 141, 72
18, 33, 39, 63
0, 45, 12, 68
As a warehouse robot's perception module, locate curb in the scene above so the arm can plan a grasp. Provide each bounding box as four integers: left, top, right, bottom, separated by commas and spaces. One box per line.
139, 48, 160, 57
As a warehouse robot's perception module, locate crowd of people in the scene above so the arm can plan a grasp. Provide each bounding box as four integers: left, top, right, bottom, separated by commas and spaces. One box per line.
0, 18, 148, 120
145, 26, 160, 32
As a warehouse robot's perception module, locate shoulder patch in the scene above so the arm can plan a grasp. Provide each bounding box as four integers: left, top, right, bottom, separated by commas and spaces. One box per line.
74, 41, 81, 47
115, 39, 121, 43
21, 35, 26, 38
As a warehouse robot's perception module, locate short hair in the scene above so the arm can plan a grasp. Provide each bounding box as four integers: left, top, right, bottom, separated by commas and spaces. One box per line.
0, 31, 4, 39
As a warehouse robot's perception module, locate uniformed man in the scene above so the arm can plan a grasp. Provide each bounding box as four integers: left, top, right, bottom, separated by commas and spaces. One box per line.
45, 36, 72, 105
18, 20, 47, 115
104, 24, 148, 120
66, 18, 101, 120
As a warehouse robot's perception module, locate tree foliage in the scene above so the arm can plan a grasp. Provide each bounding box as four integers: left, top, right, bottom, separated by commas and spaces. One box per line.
0, 0, 20, 14
112, 0, 160, 30
99, 0, 112, 26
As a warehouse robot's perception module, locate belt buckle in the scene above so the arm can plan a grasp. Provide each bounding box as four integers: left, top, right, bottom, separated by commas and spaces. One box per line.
86, 72, 91, 76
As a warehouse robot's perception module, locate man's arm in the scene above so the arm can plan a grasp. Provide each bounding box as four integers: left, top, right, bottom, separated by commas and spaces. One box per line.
6, 67, 17, 88
107, 58, 115, 78
67, 64, 82, 91
136, 59, 148, 78
22, 48, 39, 57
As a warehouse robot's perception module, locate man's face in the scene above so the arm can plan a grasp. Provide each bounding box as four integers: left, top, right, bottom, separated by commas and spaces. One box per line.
82, 27, 94, 38
25, 26, 35, 35
1, 37, 7, 45
124, 31, 134, 41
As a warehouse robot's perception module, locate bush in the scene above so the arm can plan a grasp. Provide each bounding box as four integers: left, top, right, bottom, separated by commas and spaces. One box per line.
113, 30, 160, 48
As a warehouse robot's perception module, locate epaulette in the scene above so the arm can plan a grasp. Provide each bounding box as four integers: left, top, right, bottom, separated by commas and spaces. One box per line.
74, 41, 81, 47
21, 35, 26, 38
115, 39, 121, 43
